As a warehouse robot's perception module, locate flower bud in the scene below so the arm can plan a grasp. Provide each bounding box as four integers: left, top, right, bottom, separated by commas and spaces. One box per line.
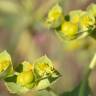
17, 70, 34, 87
61, 21, 79, 40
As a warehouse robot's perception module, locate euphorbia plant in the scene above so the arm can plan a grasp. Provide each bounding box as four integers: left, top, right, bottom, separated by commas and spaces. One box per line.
0, 51, 60, 95
45, 2, 96, 96
1, 0, 96, 96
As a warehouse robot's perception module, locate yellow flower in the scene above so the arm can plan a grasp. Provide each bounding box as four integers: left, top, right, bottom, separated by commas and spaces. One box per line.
34, 56, 54, 77
36, 63, 53, 77
61, 21, 79, 40
46, 4, 64, 28
17, 70, 34, 87
79, 13, 95, 31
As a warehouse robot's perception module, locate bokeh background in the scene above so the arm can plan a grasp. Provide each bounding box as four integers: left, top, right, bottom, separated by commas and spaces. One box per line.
0, 0, 96, 96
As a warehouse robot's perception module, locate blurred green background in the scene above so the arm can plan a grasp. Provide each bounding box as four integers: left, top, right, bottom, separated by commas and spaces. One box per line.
0, 0, 96, 96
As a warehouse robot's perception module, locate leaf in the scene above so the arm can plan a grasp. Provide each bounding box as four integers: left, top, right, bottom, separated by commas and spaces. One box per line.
4, 75, 29, 94
35, 79, 50, 90
87, 3, 96, 17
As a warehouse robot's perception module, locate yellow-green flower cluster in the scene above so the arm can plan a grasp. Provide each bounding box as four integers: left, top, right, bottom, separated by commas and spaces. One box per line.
16, 56, 59, 89
1, 52, 60, 93
0, 50, 60, 93
46, 3, 96, 40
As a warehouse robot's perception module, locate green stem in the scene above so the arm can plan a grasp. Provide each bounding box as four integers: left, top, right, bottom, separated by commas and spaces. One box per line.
79, 53, 96, 96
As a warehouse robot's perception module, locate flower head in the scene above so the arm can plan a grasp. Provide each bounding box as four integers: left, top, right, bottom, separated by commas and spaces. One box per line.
79, 13, 95, 31
34, 56, 54, 77
61, 21, 79, 40
46, 4, 64, 28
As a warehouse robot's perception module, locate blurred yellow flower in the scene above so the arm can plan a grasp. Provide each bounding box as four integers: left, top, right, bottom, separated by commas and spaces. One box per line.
36, 63, 53, 77
79, 13, 95, 31
34, 56, 54, 77
46, 4, 64, 28
61, 21, 79, 39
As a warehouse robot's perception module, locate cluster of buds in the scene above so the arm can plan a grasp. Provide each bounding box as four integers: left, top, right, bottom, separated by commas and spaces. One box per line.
45, 3, 96, 40
0, 51, 60, 94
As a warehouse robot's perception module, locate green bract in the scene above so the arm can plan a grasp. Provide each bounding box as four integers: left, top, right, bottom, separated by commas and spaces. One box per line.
61, 21, 79, 40
87, 3, 96, 17
22, 61, 33, 71
0, 51, 13, 78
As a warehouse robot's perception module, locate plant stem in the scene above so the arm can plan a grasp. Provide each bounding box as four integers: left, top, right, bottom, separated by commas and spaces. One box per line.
89, 53, 96, 69
79, 53, 96, 96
